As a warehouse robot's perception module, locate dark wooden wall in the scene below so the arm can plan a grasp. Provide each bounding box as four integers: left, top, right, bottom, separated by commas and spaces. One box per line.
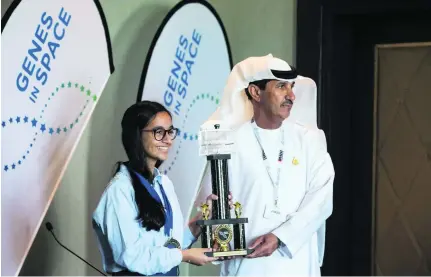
296, 1, 431, 275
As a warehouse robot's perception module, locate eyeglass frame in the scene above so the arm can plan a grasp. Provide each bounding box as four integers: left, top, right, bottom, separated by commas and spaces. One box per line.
141, 126, 179, 141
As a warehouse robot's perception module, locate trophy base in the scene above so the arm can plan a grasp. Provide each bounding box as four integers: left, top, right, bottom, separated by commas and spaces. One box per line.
204, 248, 254, 258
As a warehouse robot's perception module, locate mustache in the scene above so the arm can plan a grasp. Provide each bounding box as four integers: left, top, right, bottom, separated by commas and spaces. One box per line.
281, 99, 293, 106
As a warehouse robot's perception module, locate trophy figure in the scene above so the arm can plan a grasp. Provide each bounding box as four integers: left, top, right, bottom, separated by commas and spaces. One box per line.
196, 121, 252, 258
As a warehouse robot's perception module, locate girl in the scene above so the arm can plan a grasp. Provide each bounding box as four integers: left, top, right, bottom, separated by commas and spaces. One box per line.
92, 101, 219, 276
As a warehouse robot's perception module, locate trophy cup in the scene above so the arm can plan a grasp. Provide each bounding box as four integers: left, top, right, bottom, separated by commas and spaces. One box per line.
196, 121, 252, 258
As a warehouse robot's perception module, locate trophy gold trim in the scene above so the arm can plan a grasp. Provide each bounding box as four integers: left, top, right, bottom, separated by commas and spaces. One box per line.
234, 202, 242, 218
201, 203, 210, 220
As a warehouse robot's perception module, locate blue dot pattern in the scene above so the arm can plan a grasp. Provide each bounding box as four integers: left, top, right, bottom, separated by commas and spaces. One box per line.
2, 82, 98, 172
163, 93, 219, 173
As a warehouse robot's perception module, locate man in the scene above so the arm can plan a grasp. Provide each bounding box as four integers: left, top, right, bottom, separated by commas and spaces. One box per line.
194, 54, 335, 276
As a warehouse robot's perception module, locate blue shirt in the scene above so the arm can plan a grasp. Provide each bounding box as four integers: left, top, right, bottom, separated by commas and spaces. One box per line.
92, 164, 197, 275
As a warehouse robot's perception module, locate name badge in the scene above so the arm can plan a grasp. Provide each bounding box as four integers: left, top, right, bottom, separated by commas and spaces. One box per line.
263, 204, 284, 220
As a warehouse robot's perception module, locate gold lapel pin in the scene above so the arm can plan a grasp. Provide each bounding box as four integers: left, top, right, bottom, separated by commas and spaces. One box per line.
292, 157, 299, 165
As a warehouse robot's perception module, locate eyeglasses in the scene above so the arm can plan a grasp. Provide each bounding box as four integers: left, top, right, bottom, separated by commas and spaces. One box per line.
142, 127, 179, 141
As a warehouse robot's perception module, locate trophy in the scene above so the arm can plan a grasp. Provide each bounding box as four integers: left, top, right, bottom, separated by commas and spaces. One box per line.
196, 121, 252, 258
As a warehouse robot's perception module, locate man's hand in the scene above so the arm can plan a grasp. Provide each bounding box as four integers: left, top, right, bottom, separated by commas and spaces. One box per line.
246, 233, 279, 258
206, 192, 235, 217
200, 192, 235, 220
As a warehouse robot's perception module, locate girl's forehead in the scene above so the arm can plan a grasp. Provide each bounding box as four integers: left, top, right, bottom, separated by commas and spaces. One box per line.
147, 112, 172, 127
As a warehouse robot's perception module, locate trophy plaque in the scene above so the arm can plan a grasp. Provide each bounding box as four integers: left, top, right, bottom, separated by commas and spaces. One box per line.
196, 122, 253, 258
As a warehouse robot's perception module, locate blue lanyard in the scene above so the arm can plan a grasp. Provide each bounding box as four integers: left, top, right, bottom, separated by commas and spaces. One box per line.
134, 171, 173, 237
251, 120, 285, 208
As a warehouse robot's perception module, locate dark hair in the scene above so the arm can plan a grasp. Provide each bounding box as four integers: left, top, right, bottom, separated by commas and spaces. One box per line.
244, 79, 272, 100
114, 100, 171, 232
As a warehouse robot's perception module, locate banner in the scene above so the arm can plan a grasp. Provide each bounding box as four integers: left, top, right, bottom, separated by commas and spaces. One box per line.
137, 0, 232, 220
1, 0, 114, 275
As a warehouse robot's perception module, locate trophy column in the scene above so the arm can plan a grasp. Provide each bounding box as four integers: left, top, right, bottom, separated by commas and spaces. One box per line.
208, 154, 230, 220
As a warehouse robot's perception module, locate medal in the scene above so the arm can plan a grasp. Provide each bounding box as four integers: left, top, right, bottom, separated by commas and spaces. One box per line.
164, 237, 181, 249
